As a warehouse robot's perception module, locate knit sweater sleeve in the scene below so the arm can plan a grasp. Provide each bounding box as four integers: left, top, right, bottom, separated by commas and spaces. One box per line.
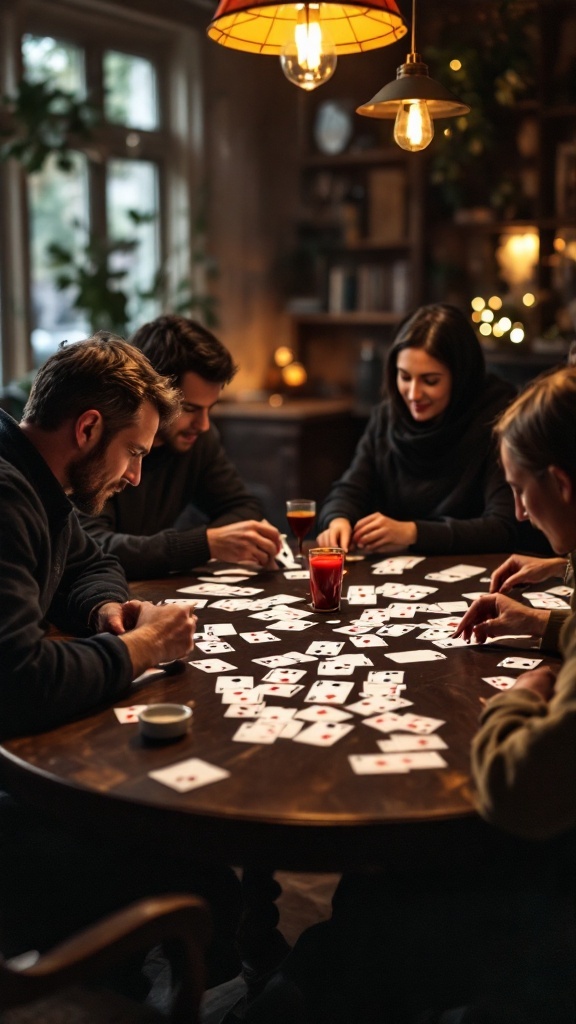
318, 408, 382, 532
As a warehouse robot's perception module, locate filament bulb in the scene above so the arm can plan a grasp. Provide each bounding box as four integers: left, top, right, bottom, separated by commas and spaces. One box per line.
280, 4, 337, 91
394, 100, 434, 152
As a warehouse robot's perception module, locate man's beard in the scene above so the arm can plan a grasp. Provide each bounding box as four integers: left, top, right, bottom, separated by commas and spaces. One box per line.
68, 439, 119, 515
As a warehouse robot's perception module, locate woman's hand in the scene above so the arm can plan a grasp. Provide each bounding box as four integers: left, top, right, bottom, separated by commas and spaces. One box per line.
490, 554, 568, 594
511, 666, 557, 702
454, 593, 549, 644
317, 518, 353, 550
351, 513, 417, 553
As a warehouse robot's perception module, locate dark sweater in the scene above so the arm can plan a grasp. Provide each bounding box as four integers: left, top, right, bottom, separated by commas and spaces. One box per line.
0, 411, 132, 738
318, 379, 519, 555
80, 424, 263, 579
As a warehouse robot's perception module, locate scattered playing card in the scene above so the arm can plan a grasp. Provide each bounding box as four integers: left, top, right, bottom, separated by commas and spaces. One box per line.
332, 624, 374, 635
497, 656, 543, 670
215, 675, 254, 692
293, 721, 354, 746
393, 712, 445, 734
203, 622, 237, 635
305, 680, 354, 704
195, 640, 236, 654
385, 649, 447, 664
346, 697, 401, 716
239, 630, 281, 644
270, 619, 317, 631
165, 598, 207, 609
262, 667, 307, 684
278, 719, 305, 739
232, 720, 285, 744
221, 690, 263, 704
188, 658, 237, 673
367, 670, 405, 684
348, 753, 409, 774
349, 634, 388, 648
306, 641, 345, 656
223, 704, 266, 718
254, 683, 304, 699
376, 623, 418, 637
149, 758, 230, 792
283, 570, 310, 580
251, 655, 295, 668
378, 733, 447, 751
482, 676, 516, 690
295, 705, 353, 722
317, 661, 355, 676
362, 712, 403, 734
114, 704, 147, 723
258, 706, 298, 721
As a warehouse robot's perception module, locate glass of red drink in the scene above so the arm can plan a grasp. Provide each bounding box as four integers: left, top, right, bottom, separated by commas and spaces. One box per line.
308, 547, 345, 612
286, 499, 316, 558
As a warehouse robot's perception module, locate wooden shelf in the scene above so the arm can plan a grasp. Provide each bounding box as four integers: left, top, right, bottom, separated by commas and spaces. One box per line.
291, 311, 404, 326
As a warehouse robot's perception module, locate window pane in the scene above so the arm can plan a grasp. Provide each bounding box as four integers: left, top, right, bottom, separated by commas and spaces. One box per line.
22, 34, 85, 95
107, 159, 161, 330
28, 153, 90, 366
103, 51, 159, 130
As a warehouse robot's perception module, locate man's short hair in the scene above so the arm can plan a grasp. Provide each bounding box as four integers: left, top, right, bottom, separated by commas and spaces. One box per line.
129, 315, 237, 386
23, 333, 180, 436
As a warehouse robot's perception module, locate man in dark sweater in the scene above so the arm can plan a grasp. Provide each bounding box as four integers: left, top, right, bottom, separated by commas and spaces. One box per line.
80, 316, 281, 578
0, 335, 240, 987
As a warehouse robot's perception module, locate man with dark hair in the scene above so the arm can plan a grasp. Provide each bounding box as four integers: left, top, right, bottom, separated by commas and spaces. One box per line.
80, 315, 281, 578
0, 334, 240, 989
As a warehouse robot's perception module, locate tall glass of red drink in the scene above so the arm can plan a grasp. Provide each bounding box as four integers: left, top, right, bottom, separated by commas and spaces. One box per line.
308, 547, 345, 612
286, 499, 316, 558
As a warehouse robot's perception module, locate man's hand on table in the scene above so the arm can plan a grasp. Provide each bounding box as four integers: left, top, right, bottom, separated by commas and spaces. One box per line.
94, 600, 197, 677
207, 519, 281, 567
453, 593, 550, 645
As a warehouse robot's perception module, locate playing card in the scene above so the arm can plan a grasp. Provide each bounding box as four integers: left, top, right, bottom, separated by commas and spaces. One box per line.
275, 535, 300, 569
249, 605, 311, 621
270, 619, 317, 631
362, 712, 403, 734
378, 733, 447, 751
355, 751, 447, 770
262, 667, 307, 684
393, 713, 445, 734
324, 654, 373, 666
239, 630, 281, 644
357, 609, 390, 624
546, 585, 572, 597
149, 758, 230, 792
221, 689, 263, 704
435, 601, 469, 613
283, 570, 310, 580
215, 675, 254, 692
416, 628, 453, 641
282, 651, 318, 664
203, 622, 237, 635
425, 564, 484, 582
295, 705, 353, 722
306, 641, 344, 657
258, 706, 298, 721
385, 604, 417, 619
367, 670, 405, 684
349, 634, 388, 648
317, 661, 355, 675
188, 658, 237, 673
346, 697, 402, 716
165, 598, 207, 609
232, 720, 285, 744
114, 704, 147, 723
254, 683, 304, 698
434, 637, 479, 648
251, 655, 295, 668
305, 680, 354, 704
482, 675, 516, 690
376, 623, 417, 637
224, 704, 266, 718
332, 624, 374, 635
385, 649, 447, 664
214, 568, 257, 576
293, 721, 354, 746
362, 683, 406, 697
523, 595, 570, 609
208, 599, 254, 612
278, 719, 305, 738
348, 754, 409, 774
497, 656, 543, 670
347, 585, 375, 596
347, 593, 378, 605
195, 640, 235, 654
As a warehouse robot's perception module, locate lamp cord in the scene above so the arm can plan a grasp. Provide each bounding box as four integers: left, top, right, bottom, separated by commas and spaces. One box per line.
411, 0, 416, 54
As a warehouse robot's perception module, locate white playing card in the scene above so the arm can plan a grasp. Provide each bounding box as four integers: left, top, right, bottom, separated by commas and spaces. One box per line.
362, 712, 403, 733
546, 585, 572, 597
262, 668, 307, 684
149, 758, 230, 792
332, 624, 374, 635
376, 623, 417, 637
251, 655, 295, 668
305, 680, 354, 704
114, 704, 147, 723
426, 564, 484, 582
165, 598, 207, 609
249, 605, 311, 621
393, 713, 445, 734
347, 593, 378, 605
221, 689, 263, 704
203, 622, 237, 635
278, 719, 305, 738
306, 641, 344, 656
434, 637, 478, 648
357, 609, 390, 624
385, 649, 446, 664
282, 651, 318, 664
482, 676, 516, 690
209, 599, 254, 611
214, 568, 257, 576
258, 706, 298, 721
347, 585, 375, 596
239, 630, 281, 644
435, 601, 469, 613
223, 704, 266, 718
346, 697, 401, 716
295, 705, 352, 723
254, 683, 304, 698
283, 570, 310, 580
317, 661, 355, 675
349, 634, 388, 648
293, 721, 354, 746
416, 628, 453, 641
348, 753, 409, 774
215, 675, 254, 692
189, 658, 237, 673
386, 604, 417, 619
325, 654, 373, 666
232, 720, 285, 744
523, 596, 570, 609
497, 656, 542, 670
367, 670, 405, 684
270, 619, 317, 631
378, 733, 447, 751
195, 640, 236, 654
362, 683, 406, 697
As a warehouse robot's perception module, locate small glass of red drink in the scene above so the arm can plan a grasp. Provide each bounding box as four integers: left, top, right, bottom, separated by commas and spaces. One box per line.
286, 499, 316, 558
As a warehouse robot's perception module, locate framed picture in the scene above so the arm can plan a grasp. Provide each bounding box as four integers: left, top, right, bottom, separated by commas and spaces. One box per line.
555, 142, 576, 219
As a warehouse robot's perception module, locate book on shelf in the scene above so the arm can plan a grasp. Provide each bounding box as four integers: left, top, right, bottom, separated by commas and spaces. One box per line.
327, 265, 357, 313
367, 167, 406, 244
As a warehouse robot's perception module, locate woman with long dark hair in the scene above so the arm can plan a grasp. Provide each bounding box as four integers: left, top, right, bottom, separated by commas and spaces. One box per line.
318, 303, 520, 554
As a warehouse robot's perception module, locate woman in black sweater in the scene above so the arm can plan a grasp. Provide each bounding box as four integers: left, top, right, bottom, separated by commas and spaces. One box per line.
318, 303, 521, 555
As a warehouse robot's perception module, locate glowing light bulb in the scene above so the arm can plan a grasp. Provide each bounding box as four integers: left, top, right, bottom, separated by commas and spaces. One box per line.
394, 100, 434, 152
280, 5, 337, 92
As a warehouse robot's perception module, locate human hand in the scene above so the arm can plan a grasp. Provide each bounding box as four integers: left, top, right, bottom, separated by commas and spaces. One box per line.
454, 593, 549, 644
207, 520, 281, 567
511, 665, 557, 701
120, 601, 197, 675
351, 513, 417, 553
490, 555, 568, 594
92, 601, 143, 635
317, 518, 353, 550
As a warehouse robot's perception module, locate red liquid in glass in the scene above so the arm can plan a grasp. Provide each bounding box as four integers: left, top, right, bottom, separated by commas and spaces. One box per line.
287, 510, 316, 542
309, 553, 344, 611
